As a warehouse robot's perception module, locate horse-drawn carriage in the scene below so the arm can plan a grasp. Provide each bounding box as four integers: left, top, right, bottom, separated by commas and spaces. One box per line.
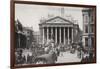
33, 51, 58, 64
15, 43, 60, 65
33, 43, 60, 64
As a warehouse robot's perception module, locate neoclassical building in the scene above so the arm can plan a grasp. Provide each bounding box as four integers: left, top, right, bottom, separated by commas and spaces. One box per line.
39, 16, 80, 45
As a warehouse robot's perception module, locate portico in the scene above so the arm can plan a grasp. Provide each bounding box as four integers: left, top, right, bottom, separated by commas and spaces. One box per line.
39, 16, 78, 45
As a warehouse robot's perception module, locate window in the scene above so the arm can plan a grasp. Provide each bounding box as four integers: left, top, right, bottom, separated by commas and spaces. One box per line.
84, 15, 89, 23
91, 15, 94, 22
85, 25, 88, 33
90, 24, 94, 33
85, 38, 88, 47
91, 37, 94, 47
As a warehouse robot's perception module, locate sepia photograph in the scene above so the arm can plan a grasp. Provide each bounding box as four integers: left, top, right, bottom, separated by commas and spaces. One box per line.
11, 1, 96, 68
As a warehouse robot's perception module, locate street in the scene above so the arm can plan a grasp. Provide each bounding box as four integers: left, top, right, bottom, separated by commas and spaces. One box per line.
56, 51, 81, 63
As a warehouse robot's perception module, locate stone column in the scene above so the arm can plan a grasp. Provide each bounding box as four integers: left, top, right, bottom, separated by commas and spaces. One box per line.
51, 27, 53, 39
47, 27, 49, 41
59, 27, 61, 43
72, 28, 73, 43
55, 27, 57, 44
43, 27, 44, 44
68, 27, 69, 44
64, 27, 65, 44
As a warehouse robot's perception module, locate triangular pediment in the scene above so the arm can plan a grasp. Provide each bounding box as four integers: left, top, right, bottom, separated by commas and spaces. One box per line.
45, 16, 73, 24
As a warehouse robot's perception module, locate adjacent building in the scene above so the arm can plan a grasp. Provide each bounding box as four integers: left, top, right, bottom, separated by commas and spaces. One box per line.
15, 19, 34, 49
82, 8, 95, 49
23, 27, 34, 48
32, 31, 41, 44
15, 19, 27, 48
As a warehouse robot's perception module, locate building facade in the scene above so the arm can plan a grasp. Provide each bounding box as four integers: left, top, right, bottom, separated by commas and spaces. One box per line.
23, 27, 34, 48
39, 16, 80, 45
33, 32, 41, 44
15, 19, 27, 48
15, 19, 34, 49
82, 8, 95, 49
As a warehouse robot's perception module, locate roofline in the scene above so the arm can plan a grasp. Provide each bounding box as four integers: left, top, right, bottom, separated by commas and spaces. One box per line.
40, 16, 75, 25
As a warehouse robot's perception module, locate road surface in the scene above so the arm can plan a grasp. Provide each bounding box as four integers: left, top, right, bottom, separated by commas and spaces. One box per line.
56, 51, 81, 63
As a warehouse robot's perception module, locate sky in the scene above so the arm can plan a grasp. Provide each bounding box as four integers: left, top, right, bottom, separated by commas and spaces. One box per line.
15, 3, 84, 32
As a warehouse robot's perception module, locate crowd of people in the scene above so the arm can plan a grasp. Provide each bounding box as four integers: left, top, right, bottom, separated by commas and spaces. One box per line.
15, 38, 63, 65
15, 38, 95, 65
